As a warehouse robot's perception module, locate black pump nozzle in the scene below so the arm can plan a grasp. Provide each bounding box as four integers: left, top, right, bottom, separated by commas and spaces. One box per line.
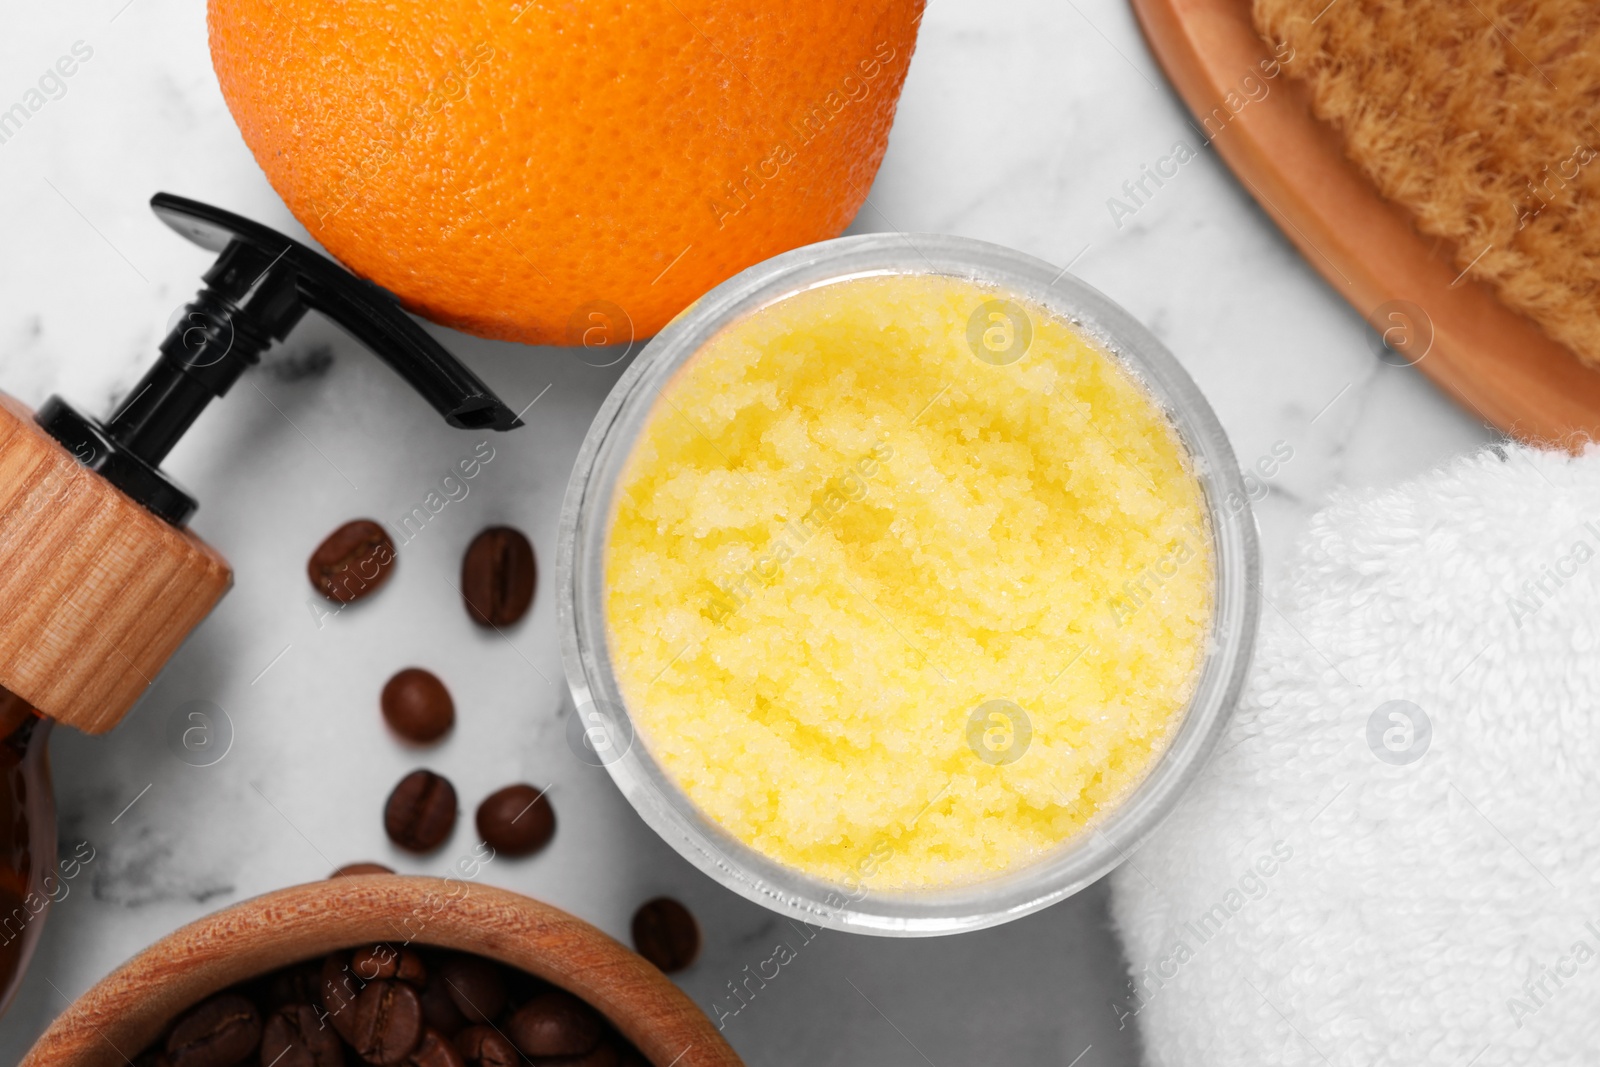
36, 193, 522, 527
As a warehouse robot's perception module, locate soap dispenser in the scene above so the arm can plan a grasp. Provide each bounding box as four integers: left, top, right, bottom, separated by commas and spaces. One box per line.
0, 193, 522, 1014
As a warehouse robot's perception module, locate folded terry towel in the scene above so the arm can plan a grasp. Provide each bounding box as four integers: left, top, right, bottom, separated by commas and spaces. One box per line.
1111, 443, 1600, 1066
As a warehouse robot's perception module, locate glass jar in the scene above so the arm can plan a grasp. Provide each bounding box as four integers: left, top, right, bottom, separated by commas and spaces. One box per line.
557, 233, 1260, 935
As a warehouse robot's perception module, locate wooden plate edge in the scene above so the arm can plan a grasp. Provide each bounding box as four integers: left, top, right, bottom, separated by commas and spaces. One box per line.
1130, 0, 1600, 447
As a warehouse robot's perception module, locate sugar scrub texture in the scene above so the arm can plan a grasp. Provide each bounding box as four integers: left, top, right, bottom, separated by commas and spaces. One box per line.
604, 274, 1212, 888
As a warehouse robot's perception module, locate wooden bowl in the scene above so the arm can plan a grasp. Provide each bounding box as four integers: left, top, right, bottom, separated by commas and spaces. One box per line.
1130, 0, 1600, 445
20, 877, 742, 1067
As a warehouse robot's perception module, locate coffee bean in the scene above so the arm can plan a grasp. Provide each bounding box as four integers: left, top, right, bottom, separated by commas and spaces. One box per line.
396, 951, 428, 987
438, 955, 506, 1024
418, 968, 468, 1037
452, 1027, 518, 1067
461, 526, 536, 627
630, 897, 700, 974
501, 966, 555, 1010
261, 1003, 344, 1067
381, 669, 455, 744
265, 966, 334, 1017
475, 784, 555, 857
166, 993, 263, 1067
331, 862, 395, 878
385, 770, 458, 853
140, 953, 649, 1067
538, 1042, 621, 1067
351, 944, 428, 986
309, 520, 397, 604
263, 965, 322, 1010
504, 991, 603, 1058
406, 1028, 465, 1067
349, 980, 424, 1064
319, 953, 364, 1044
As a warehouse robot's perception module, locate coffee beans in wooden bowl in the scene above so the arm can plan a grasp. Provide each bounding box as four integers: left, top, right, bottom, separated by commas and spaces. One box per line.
134, 946, 647, 1067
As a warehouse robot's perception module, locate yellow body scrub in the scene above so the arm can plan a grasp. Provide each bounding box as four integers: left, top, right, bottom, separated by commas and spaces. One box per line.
604, 273, 1212, 889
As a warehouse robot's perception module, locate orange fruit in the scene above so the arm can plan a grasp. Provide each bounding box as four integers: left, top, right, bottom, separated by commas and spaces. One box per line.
207, 1, 926, 345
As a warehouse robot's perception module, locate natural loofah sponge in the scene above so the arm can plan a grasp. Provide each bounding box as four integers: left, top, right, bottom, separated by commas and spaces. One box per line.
1253, 0, 1600, 367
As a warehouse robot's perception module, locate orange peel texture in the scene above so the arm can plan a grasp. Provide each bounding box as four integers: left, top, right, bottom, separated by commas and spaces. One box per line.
208, 0, 926, 344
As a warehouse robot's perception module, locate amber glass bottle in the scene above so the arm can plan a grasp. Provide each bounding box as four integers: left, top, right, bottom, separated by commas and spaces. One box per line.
0, 688, 55, 1017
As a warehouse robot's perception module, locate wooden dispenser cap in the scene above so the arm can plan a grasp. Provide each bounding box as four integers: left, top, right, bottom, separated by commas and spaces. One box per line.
0, 394, 231, 734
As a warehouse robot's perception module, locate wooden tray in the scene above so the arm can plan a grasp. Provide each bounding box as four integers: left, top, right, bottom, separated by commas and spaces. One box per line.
1130, 0, 1600, 445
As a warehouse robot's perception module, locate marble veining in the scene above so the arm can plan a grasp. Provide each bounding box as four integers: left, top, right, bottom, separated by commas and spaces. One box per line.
0, 0, 1493, 1062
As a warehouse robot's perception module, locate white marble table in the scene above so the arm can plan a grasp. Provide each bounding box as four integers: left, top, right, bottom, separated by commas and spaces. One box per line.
0, 0, 1492, 1062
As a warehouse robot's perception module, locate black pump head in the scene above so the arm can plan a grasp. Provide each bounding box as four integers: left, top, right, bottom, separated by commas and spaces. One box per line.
36, 193, 522, 526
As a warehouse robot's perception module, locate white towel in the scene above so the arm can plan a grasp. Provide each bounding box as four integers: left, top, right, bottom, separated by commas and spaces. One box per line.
1110, 443, 1600, 1066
